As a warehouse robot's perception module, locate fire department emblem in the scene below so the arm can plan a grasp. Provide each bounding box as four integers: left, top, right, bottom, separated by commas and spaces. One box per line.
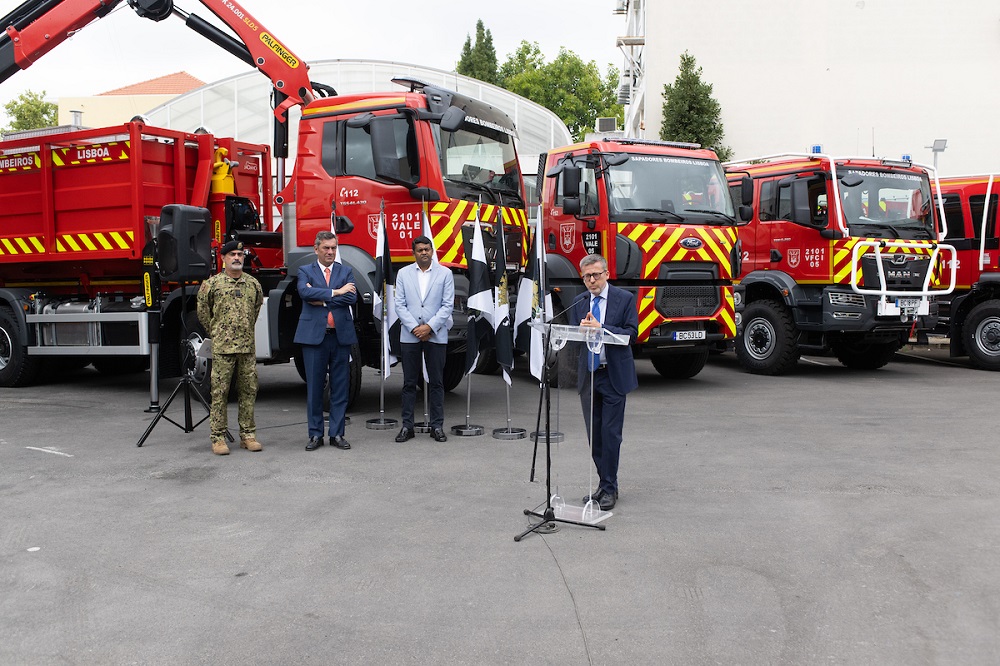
560, 223, 576, 253
367, 214, 380, 239
787, 248, 800, 268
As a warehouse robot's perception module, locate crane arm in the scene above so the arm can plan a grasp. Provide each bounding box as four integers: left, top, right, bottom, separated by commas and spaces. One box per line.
1, 0, 322, 120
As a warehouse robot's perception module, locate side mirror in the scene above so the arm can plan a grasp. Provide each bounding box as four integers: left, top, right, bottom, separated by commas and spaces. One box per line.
789, 180, 823, 228
563, 197, 581, 215
346, 112, 375, 129
840, 173, 864, 188
440, 106, 466, 132
738, 205, 753, 223
562, 166, 582, 198
333, 215, 355, 235
741, 175, 753, 206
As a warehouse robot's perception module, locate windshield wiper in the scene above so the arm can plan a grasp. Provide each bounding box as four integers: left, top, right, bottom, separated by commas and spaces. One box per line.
621, 207, 685, 222
492, 186, 524, 206
444, 177, 498, 203
684, 208, 737, 224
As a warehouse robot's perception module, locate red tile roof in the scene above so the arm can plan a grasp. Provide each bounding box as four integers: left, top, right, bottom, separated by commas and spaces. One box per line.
99, 72, 205, 96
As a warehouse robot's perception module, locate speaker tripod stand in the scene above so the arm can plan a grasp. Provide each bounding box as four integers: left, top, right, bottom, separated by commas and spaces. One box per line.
136, 364, 219, 446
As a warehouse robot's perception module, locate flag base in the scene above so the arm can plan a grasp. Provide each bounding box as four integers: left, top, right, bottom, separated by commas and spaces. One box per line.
530, 430, 564, 443
451, 423, 485, 436
493, 427, 527, 440
365, 417, 398, 430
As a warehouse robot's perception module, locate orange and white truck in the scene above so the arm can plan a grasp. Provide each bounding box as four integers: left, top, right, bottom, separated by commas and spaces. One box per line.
0, 0, 528, 396
538, 138, 744, 379
725, 153, 957, 374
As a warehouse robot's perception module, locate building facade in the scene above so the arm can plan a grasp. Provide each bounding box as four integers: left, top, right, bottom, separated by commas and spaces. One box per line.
617, 0, 1000, 175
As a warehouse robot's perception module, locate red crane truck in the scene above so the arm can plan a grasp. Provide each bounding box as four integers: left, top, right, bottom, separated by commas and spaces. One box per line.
724, 153, 956, 375
0, 0, 528, 398
539, 138, 745, 379
931, 174, 1000, 369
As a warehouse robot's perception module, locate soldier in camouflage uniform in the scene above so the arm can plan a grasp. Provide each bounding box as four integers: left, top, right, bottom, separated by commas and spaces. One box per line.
196, 240, 264, 455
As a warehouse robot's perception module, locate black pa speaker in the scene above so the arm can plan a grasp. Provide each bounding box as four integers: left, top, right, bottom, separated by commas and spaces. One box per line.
157, 204, 212, 281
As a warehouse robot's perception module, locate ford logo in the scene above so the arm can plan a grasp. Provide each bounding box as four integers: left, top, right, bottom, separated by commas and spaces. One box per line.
680, 237, 703, 249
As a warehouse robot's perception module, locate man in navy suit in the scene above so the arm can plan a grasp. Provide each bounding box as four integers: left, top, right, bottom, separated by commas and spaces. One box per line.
393, 235, 454, 443
294, 231, 358, 451
573, 253, 638, 511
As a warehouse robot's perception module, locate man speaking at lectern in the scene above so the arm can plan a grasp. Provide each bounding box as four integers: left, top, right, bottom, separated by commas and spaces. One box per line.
573, 254, 638, 511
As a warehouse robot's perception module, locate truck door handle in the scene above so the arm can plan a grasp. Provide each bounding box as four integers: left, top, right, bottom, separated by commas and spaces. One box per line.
770, 249, 782, 263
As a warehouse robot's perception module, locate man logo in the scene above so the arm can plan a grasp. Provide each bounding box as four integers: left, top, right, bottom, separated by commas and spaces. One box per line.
787, 248, 801, 268
560, 222, 576, 253
680, 237, 703, 249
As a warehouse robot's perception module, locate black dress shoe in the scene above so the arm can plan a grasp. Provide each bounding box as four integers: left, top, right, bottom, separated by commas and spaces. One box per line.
430, 427, 448, 442
395, 427, 415, 443
331, 435, 351, 450
582, 489, 605, 504
598, 492, 617, 511
305, 436, 324, 451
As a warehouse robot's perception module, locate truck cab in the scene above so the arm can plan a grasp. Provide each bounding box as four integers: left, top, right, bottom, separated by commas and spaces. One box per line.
278, 79, 527, 390
540, 139, 743, 379
726, 153, 957, 374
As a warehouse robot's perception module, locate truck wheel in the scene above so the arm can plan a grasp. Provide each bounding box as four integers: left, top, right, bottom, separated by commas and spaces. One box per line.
650, 349, 709, 379
183, 311, 215, 398
473, 347, 500, 375
831, 339, 900, 370
443, 351, 466, 392
0, 306, 42, 387
736, 299, 800, 375
963, 301, 1000, 371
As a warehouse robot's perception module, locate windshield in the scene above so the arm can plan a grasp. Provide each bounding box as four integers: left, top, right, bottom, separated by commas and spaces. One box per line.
606, 154, 735, 224
433, 124, 523, 205
837, 167, 935, 239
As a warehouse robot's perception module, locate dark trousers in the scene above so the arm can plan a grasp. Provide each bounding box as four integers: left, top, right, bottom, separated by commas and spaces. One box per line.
400, 341, 446, 429
302, 331, 351, 438
580, 368, 626, 495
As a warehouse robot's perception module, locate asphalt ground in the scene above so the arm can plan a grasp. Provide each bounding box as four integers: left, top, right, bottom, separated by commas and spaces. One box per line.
2, 344, 999, 665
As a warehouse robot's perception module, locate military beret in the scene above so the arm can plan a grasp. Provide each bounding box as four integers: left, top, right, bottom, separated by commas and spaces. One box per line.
221, 240, 244, 254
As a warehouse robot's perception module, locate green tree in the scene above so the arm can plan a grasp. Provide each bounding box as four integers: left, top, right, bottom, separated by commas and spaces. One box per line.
499, 42, 622, 142
456, 20, 498, 85
660, 52, 732, 160
2, 90, 58, 133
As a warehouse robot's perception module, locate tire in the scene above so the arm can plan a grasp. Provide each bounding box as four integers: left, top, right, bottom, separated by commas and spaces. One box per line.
473, 347, 500, 375
650, 349, 709, 379
183, 311, 216, 398
831, 338, 900, 370
963, 300, 1000, 371
735, 298, 800, 375
0, 305, 42, 387
442, 351, 466, 392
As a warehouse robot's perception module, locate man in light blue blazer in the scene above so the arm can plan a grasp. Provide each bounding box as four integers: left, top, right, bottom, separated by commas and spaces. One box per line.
294, 231, 358, 451
393, 235, 454, 443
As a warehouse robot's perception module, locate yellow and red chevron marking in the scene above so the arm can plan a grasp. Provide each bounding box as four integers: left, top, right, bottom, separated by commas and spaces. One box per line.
55, 231, 135, 253
0, 235, 45, 256
617, 224, 738, 279
634, 285, 736, 342
0, 151, 41, 173
831, 238, 938, 285
429, 201, 528, 267
52, 141, 130, 168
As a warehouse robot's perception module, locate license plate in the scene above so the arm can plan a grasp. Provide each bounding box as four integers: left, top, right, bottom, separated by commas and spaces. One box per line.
673, 330, 706, 341
896, 297, 921, 310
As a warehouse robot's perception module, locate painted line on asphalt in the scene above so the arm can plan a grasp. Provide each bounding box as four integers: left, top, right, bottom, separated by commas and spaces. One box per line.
800, 357, 832, 366
25, 447, 74, 458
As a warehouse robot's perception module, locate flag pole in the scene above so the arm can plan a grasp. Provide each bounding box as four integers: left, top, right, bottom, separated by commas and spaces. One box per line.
492, 381, 526, 440
367, 198, 397, 430
451, 370, 484, 436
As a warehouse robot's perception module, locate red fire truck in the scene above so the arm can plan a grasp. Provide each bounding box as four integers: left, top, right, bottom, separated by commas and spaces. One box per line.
0, 0, 527, 396
931, 174, 1000, 370
539, 138, 744, 379
725, 153, 956, 375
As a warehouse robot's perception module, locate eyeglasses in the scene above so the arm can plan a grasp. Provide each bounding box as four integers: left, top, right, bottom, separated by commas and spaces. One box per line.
581, 271, 607, 281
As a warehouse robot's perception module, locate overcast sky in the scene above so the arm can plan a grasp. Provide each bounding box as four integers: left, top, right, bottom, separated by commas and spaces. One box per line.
2, 0, 624, 122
